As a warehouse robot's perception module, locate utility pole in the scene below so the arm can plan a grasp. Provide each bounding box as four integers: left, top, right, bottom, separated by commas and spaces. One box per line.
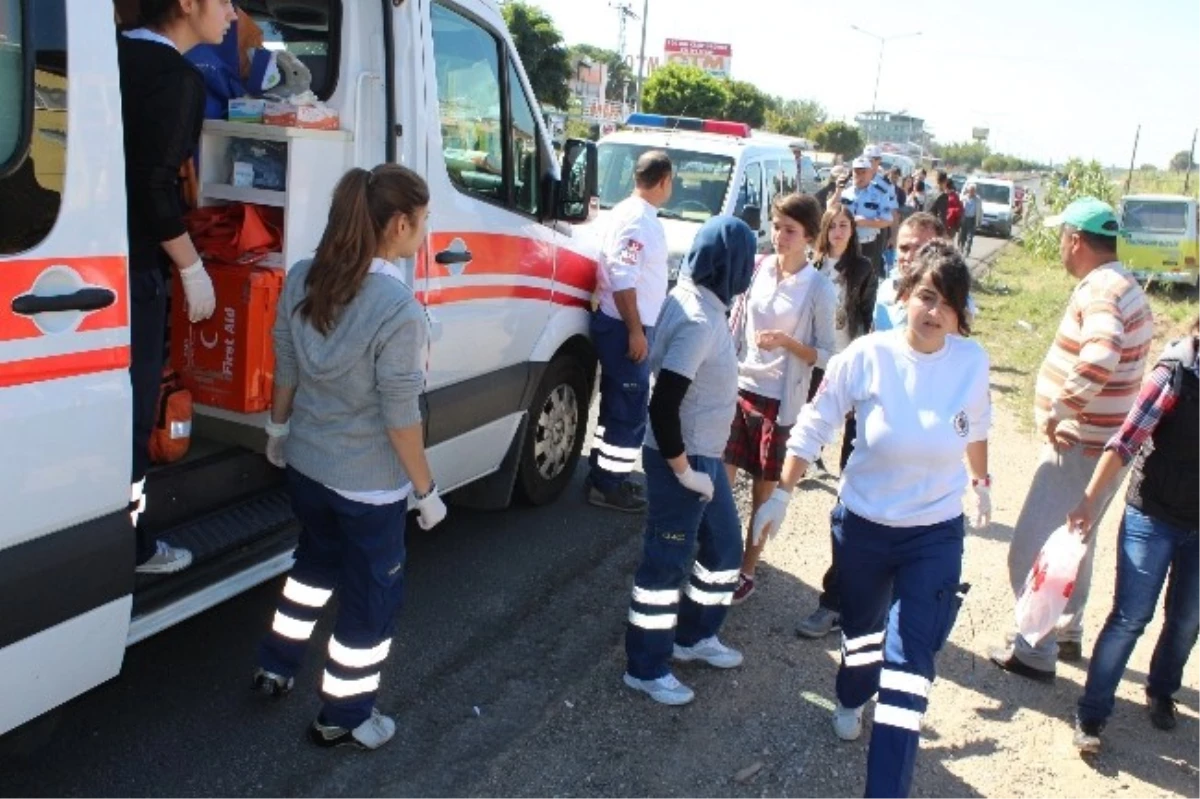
1124, 124, 1140, 195
633, 0, 649, 112
1185, 128, 1198, 194
850, 26, 920, 115
609, 1, 640, 110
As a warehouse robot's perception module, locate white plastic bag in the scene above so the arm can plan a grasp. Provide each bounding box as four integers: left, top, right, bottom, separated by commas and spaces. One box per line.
1014, 524, 1088, 646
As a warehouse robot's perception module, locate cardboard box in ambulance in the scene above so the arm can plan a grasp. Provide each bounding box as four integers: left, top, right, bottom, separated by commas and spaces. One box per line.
0, 0, 600, 738
594, 114, 799, 281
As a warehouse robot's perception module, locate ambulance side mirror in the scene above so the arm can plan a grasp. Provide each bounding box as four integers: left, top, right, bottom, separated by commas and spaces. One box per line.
557, 138, 597, 223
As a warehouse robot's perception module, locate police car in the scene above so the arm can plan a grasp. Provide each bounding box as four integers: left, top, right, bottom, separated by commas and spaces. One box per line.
594, 114, 800, 279
0, 0, 601, 737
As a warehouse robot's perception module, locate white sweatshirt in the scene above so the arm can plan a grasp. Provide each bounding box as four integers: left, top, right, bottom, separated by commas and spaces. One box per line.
787, 330, 991, 527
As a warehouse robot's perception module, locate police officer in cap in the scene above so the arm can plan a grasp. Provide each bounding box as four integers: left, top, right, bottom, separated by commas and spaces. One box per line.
832, 155, 894, 279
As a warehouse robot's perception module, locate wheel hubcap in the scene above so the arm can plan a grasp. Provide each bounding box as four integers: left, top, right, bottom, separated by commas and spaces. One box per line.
533, 383, 579, 481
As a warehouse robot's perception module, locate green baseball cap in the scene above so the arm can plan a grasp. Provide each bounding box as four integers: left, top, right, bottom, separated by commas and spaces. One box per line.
1042, 196, 1119, 236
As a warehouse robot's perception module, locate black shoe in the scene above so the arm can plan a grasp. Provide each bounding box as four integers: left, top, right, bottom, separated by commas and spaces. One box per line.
1057, 641, 1083, 663
623, 479, 647, 498
587, 482, 647, 513
988, 647, 1055, 684
251, 668, 294, 698
1148, 693, 1177, 731
1073, 716, 1104, 753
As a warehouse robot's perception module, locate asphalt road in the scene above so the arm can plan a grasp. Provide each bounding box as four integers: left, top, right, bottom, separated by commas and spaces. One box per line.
0, 231, 1016, 797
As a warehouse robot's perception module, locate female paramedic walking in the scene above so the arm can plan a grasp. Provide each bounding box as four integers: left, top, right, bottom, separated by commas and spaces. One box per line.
753, 240, 993, 797
252, 165, 448, 750
1068, 318, 1199, 753
724, 194, 837, 603
623, 217, 756, 706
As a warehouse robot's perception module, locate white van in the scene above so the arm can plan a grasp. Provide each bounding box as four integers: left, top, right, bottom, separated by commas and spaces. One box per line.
971, 177, 1016, 239
596, 115, 799, 278
0, 0, 600, 737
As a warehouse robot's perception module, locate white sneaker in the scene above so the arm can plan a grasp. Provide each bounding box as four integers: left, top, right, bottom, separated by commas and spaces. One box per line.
135, 540, 193, 574
832, 702, 865, 741
623, 671, 695, 706
672, 636, 744, 669
308, 708, 397, 750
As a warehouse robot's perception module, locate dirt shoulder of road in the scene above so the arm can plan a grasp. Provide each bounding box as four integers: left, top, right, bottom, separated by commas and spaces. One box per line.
444, 400, 1198, 798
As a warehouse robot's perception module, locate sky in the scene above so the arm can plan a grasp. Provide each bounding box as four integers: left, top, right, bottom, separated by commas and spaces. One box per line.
527, 0, 1200, 168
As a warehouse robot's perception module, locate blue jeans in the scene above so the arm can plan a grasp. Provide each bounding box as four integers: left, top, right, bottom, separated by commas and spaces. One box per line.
833, 503, 966, 798
1077, 504, 1199, 725
259, 467, 408, 729
588, 310, 655, 492
625, 447, 742, 679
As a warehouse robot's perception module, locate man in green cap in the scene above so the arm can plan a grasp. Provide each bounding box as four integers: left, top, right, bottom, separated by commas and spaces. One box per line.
991, 197, 1153, 682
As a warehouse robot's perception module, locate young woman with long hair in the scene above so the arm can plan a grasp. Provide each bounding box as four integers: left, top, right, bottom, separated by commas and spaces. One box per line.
724, 194, 838, 603
253, 165, 447, 751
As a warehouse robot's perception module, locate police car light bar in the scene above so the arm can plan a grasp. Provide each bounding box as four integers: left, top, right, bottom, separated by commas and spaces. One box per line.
624, 113, 751, 138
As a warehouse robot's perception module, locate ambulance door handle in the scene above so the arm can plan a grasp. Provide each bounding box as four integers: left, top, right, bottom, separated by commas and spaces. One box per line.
434, 249, 473, 265
12, 287, 116, 316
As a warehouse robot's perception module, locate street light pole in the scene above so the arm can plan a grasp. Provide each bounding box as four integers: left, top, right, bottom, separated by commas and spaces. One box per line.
850, 26, 921, 115
634, 0, 649, 111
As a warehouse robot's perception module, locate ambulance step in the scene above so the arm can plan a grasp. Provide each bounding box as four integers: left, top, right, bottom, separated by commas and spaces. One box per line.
143, 447, 284, 535
133, 487, 297, 618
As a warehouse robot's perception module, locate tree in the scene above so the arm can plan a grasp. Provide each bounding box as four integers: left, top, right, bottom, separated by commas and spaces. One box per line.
811, 121, 864, 160
935, 140, 991, 170
763, 98, 827, 138
1138, 163, 1158, 171
501, 2, 570, 109
722, 80, 771, 128
1170, 150, 1196, 172
641, 63, 728, 120
565, 44, 635, 104
981, 154, 1008, 173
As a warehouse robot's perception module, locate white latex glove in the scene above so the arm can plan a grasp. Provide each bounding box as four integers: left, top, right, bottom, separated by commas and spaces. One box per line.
415, 486, 447, 530
179, 260, 216, 323
751, 487, 792, 546
970, 482, 992, 529
675, 466, 714, 502
264, 419, 288, 469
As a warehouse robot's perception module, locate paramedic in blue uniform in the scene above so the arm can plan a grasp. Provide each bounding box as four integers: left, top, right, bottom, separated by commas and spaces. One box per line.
117, 0, 236, 574
623, 216, 756, 706
833, 155, 896, 281
587, 150, 674, 513
752, 240, 993, 797
254, 165, 448, 751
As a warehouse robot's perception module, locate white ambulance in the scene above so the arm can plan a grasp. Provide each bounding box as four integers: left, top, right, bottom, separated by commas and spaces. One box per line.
0, 0, 600, 737
594, 114, 799, 279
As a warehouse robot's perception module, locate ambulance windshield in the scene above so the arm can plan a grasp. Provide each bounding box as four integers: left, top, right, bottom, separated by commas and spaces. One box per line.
597, 143, 734, 223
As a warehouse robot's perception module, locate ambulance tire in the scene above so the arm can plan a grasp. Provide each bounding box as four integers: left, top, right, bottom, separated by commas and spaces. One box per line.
516, 355, 590, 506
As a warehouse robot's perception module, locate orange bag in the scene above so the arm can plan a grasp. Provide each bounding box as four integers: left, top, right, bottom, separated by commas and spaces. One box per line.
149, 369, 194, 464
185, 203, 283, 266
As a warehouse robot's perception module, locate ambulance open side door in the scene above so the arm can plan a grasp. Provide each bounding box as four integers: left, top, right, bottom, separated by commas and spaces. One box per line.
0, 0, 134, 736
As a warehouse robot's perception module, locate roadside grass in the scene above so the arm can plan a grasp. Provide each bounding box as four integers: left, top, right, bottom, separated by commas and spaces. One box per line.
1113, 170, 1197, 196
974, 245, 1198, 430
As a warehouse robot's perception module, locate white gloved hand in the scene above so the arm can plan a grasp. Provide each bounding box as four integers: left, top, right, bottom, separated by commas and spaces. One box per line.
179, 259, 216, 323
970, 480, 992, 529
675, 466, 714, 502
264, 419, 288, 469
751, 487, 793, 546
415, 485, 447, 530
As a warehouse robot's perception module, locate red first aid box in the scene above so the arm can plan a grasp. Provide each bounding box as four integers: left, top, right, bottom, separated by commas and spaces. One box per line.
171, 262, 284, 413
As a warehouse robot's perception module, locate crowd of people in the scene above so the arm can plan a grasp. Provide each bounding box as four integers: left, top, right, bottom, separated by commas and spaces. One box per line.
587, 146, 1196, 797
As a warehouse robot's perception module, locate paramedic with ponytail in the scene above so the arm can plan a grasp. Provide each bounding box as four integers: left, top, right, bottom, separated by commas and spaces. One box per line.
253, 165, 447, 751
623, 216, 756, 706
119, 0, 237, 573
752, 241, 992, 797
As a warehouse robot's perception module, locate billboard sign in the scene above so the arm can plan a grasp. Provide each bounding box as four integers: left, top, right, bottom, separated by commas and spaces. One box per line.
664, 39, 732, 78
972, 127, 989, 142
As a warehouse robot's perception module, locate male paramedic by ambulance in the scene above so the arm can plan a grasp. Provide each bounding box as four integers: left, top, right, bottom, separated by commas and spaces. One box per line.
587, 150, 674, 513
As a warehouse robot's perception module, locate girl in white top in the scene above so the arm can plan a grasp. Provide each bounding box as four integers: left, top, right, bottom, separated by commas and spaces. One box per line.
752, 240, 993, 798
724, 193, 837, 602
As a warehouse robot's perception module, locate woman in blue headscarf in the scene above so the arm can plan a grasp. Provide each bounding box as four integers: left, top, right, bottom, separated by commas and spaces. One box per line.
622, 216, 757, 706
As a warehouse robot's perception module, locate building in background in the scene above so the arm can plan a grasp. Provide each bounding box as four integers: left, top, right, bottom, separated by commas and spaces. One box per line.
855, 110, 932, 155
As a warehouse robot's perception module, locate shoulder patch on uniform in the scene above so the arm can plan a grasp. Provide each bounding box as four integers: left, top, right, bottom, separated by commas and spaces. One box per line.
952, 410, 969, 437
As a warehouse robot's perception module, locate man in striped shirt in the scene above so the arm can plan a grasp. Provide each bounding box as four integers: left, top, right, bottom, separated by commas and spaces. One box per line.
991, 197, 1154, 682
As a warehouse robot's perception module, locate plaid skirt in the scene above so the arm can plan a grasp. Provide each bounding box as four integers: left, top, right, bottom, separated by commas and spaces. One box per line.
723, 389, 791, 482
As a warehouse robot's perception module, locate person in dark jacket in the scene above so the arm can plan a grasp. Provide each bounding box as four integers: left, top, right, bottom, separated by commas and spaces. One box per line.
119, 0, 236, 574
1067, 318, 1199, 753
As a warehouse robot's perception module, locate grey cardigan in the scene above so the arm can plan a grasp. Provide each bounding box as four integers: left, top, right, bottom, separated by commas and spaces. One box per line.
273, 259, 429, 491
730, 256, 838, 426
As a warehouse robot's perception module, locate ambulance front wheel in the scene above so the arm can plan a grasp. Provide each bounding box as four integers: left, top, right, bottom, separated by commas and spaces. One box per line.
516, 355, 591, 505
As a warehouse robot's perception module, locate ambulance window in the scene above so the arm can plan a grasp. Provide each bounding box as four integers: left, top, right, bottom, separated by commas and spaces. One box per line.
734, 162, 762, 214
246, 1, 342, 101
0, 0, 66, 256
507, 58, 541, 216
431, 3, 505, 203
763, 160, 781, 207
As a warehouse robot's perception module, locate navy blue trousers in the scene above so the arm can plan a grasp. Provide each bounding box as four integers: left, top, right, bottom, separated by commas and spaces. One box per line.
625, 448, 743, 679
588, 310, 654, 492
258, 467, 407, 729
833, 502, 966, 798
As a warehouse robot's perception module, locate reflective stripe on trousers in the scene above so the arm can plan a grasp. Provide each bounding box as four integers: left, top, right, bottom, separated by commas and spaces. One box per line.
588, 311, 654, 491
